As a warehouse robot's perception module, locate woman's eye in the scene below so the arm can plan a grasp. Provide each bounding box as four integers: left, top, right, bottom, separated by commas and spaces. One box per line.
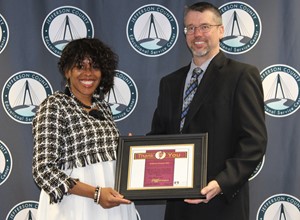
92, 64, 100, 69
76, 64, 84, 69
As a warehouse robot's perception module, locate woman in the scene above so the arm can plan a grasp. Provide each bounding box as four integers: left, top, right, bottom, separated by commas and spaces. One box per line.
32, 38, 137, 220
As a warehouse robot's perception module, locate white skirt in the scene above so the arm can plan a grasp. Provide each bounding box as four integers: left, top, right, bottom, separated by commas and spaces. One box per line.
37, 160, 137, 220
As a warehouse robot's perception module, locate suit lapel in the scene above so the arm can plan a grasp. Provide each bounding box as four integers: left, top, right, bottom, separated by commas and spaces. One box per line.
182, 52, 226, 131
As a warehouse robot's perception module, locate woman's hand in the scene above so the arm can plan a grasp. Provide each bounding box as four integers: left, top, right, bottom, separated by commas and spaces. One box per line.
98, 187, 131, 209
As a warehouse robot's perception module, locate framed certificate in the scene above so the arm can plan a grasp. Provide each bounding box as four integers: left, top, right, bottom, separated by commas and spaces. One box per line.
115, 133, 208, 200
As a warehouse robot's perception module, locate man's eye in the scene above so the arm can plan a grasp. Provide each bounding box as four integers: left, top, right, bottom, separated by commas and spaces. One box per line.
202, 25, 210, 30
188, 27, 194, 31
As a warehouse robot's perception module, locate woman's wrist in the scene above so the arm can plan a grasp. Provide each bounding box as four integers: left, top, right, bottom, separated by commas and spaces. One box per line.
93, 186, 101, 204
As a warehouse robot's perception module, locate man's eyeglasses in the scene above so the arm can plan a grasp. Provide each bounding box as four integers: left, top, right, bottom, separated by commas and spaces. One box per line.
184, 24, 222, 35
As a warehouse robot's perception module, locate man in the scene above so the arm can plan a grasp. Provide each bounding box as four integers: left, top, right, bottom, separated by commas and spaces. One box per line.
149, 2, 267, 220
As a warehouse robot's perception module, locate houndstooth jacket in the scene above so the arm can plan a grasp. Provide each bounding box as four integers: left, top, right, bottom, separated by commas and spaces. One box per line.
32, 91, 119, 203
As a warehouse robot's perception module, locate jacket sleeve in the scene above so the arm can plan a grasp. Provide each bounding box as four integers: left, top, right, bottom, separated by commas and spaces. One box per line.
32, 96, 76, 203
149, 77, 169, 135
215, 65, 267, 202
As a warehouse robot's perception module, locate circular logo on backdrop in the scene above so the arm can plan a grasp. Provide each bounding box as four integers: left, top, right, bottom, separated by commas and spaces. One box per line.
2, 71, 53, 124
105, 70, 138, 121
127, 4, 178, 57
261, 64, 300, 117
136, 209, 141, 220
257, 194, 300, 219
0, 13, 9, 54
42, 6, 94, 57
0, 141, 13, 186
6, 201, 38, 220
219, 1, 261, 54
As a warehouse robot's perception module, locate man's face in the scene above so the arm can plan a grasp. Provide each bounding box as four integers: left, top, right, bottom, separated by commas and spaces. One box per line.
184, 10, 224, 60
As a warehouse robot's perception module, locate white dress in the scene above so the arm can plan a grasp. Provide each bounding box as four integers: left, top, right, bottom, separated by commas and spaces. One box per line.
36, 160, 137, 220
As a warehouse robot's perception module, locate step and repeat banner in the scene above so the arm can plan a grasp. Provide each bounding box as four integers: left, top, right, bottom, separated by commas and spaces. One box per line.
0, 0, 299, 219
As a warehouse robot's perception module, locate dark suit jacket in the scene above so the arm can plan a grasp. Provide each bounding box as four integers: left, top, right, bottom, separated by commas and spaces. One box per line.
149, 52, 267, 220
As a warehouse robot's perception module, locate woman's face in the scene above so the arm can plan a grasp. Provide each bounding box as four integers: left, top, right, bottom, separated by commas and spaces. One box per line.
65, 57, 101, 102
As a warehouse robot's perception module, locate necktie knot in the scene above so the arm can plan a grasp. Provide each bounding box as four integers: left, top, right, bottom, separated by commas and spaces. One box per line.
192, 67, 202, 78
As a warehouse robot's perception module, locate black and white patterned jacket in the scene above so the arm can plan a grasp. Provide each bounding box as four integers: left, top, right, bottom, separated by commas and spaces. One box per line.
32, 91, 119, 203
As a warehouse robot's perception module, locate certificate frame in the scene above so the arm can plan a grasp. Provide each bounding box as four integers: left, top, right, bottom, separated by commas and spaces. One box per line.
115, 133, 208, 200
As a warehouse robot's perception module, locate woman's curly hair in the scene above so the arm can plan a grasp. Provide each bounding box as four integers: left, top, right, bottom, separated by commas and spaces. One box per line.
58, 38, 118, 94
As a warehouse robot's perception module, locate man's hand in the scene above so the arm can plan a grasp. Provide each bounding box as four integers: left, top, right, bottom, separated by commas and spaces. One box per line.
184, 180, 221, 204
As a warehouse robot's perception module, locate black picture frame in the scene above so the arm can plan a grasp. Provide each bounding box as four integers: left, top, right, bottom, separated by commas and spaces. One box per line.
115, 133, 208, 200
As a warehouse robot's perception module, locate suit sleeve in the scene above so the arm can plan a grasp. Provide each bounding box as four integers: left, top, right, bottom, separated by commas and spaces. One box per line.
215, 65, 267, 202
149, 77, 168, 135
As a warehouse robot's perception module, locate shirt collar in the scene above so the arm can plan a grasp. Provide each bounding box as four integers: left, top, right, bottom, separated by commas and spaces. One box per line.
189, 55, 216, 74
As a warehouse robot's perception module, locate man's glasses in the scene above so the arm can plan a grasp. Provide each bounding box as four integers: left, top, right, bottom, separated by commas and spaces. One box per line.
184, 24, 222, 35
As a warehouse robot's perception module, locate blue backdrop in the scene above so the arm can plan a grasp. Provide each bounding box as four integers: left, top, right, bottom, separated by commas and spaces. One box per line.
0, 0, 299, 219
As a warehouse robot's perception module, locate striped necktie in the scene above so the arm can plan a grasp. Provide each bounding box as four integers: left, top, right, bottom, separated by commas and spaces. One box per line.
180, 67, 203, 131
